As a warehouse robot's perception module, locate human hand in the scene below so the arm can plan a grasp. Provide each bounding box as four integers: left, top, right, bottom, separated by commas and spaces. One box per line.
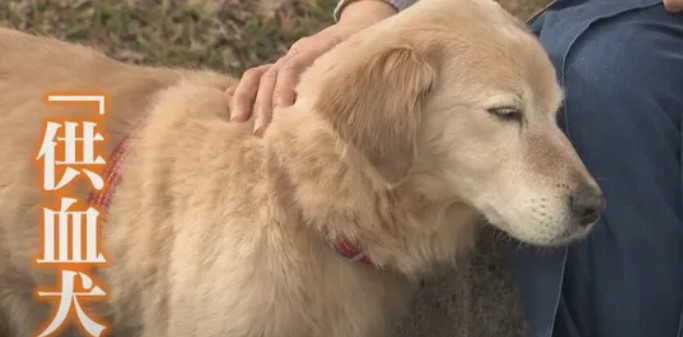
664, 0, 683, 12
226, 0, 397, 135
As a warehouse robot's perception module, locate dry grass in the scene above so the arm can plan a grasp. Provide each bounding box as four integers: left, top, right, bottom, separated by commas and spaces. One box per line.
0, 0, 549, 77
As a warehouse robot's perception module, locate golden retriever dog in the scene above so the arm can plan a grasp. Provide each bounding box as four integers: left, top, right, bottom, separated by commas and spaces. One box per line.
0, 0, 606, 336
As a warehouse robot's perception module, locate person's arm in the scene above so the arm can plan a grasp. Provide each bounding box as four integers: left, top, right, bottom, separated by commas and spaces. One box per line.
334, 0, 417, 22
227, 0, 399, 135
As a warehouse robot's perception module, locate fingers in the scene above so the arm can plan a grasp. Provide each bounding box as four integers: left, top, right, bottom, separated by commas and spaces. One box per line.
663, 0, 683, 12
272, 63, 299, 108
252, 62, 280, 135
253, 45, 309, 134
228, 51, 308, 135
268, 36, 337, 112
226, 29, 346, 135
229, 64, 271, 122
272, 54, 308, 110
252, 55, 309, 135
225, 85, 236, 119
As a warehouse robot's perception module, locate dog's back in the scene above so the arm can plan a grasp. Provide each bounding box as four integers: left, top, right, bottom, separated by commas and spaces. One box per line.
100, 82, 413, 336
0, 27, 237, 336
0, 27, 410, 337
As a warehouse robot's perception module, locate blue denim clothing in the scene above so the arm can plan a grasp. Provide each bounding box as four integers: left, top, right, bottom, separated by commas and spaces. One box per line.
510, 1, 683, 337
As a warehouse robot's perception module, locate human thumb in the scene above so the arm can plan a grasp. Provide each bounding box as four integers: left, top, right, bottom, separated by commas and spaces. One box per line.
663, 0, 683, 13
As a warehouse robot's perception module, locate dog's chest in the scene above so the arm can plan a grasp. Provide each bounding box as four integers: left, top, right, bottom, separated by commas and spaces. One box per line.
180, 250, 413, 337
271, 269, 412, 337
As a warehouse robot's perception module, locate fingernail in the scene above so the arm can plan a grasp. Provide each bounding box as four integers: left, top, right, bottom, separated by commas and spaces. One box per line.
253, 124, 264, 137
253, 118, 261, 133
226, 103, 233, 121
230, 109, 244, 122
273, 98, 283, 109
253, 110, 266, 134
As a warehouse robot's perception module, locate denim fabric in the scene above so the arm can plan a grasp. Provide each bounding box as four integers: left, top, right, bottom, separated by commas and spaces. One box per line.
509, 1, 683, 337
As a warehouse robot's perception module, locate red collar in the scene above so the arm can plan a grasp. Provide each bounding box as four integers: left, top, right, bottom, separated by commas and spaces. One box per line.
329, 236, 374, 266
89, 135, 375, 267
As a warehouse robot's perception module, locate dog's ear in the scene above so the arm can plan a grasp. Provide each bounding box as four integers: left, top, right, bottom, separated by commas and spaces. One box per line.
317, 46, 436, 185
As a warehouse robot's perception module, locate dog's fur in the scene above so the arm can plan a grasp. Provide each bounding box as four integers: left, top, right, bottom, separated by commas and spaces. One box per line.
0, 0, 602, 336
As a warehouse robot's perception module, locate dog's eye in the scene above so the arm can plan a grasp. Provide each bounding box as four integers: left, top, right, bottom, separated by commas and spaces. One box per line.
487, 107, 522, 120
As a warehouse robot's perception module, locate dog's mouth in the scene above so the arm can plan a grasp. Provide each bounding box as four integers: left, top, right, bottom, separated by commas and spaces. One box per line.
478, 209, 597, 248
470, 190, 605, 247
543, 226, 595, 247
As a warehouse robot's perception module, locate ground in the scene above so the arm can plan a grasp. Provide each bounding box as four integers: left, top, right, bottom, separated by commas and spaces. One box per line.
0, 0, 548, 77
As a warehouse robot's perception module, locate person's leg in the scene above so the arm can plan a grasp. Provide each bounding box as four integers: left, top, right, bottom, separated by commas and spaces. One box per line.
557, 5, 683, 337
511, 2, 683, 337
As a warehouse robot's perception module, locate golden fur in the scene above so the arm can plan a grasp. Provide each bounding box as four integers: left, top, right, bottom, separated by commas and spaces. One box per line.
0, 0, 601, 336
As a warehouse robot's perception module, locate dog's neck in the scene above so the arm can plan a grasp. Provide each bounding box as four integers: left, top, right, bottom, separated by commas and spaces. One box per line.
263, 104, 480, 276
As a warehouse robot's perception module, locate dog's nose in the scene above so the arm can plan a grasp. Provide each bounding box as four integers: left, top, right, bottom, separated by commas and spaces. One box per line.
568, 187, 607, 227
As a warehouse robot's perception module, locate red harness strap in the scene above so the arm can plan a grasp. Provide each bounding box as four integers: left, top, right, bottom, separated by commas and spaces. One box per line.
88, 135, 129, 211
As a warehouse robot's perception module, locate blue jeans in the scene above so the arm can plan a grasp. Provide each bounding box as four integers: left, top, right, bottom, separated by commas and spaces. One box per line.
509, 1, 683, 337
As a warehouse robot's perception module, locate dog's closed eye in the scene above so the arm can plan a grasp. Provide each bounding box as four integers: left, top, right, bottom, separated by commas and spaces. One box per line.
487, 106, 523, 121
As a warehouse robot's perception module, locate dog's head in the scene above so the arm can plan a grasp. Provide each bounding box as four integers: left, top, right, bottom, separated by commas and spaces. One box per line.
294, 0, 605, 251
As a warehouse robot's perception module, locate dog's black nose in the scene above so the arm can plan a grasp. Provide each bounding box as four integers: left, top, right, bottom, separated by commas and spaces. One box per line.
568, 187, 606, 227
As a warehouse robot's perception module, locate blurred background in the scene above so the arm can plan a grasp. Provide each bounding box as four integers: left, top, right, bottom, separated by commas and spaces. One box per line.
0, 0, 549, 77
